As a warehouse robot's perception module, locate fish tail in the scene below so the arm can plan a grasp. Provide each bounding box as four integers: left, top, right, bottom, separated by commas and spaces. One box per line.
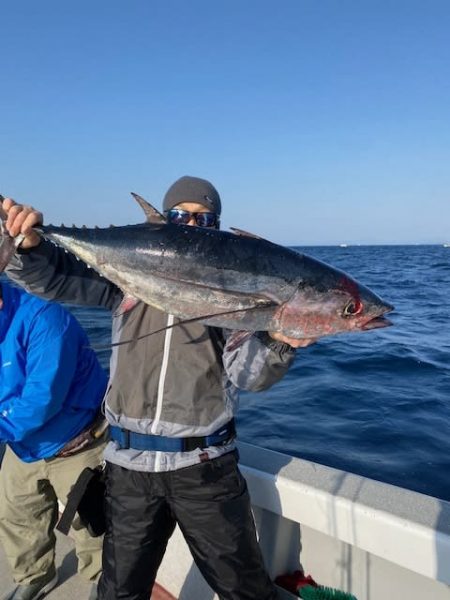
0, 235, 17, 272
0, 194, 20, 272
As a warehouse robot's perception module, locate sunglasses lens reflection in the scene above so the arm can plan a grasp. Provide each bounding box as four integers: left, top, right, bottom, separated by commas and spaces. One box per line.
167, 210, 217, 228
196, 213, 216, 227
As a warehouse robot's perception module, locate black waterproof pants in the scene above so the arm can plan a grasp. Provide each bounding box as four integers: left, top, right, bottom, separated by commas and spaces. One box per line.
97, 451, 277, 600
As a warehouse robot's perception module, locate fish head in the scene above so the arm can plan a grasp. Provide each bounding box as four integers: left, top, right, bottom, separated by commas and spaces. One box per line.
275, 256, 394, 339
334, 275, 394, 333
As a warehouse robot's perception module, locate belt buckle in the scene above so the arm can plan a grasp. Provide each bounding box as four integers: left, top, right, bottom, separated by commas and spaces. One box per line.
121, 428, 131, 450
182, 436, 204, 453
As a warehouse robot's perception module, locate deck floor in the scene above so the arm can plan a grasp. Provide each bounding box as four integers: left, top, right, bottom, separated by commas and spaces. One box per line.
0, 532, 95, 599
0, 533, 176, 599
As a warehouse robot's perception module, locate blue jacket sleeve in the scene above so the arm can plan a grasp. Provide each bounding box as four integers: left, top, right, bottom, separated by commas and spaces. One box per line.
0, 304, 79, 442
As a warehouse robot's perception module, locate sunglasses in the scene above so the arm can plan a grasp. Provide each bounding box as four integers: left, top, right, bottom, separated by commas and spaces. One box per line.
166, 209, 218, 228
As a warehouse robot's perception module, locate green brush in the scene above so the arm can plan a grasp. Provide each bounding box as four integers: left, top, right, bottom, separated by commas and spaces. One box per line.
299, 585, 358, 600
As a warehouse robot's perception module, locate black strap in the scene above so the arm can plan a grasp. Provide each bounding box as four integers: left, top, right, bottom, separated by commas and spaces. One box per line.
56, 466, 101, 535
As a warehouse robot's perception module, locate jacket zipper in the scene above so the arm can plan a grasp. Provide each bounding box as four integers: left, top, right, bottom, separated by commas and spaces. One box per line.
151, 313, 174, 435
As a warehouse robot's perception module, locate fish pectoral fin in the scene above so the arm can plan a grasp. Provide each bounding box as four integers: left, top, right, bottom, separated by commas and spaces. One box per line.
147, 270, 280, 310
225, 330, 254, 351
131, 193, 167, 224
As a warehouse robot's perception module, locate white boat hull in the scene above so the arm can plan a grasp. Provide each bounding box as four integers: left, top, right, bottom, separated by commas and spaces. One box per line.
156, 442, 450, 599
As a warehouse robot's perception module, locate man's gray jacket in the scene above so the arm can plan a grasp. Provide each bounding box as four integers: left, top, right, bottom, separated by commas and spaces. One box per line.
7, 240, 296, 472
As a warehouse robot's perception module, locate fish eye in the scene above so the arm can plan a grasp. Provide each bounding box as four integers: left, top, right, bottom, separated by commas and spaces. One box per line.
343, 299, 363, 317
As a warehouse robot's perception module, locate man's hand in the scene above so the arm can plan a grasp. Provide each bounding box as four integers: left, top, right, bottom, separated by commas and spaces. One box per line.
1, 198, 43, 249
269, 331, 317, 349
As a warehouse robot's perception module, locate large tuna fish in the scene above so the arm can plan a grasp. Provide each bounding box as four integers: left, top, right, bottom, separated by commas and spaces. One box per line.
0, 194, 393, 339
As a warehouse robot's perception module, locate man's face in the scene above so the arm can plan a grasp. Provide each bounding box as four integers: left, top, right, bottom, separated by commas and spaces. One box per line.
165, 202, 219, 229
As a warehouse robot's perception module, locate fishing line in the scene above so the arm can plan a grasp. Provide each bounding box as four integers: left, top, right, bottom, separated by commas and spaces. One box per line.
90, 302, 277, 351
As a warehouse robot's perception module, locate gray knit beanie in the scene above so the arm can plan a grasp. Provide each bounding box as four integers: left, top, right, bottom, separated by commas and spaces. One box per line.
162, 176, 222, 215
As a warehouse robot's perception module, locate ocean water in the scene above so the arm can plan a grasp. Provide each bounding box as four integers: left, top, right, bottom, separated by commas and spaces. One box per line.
70, 245, 450, 501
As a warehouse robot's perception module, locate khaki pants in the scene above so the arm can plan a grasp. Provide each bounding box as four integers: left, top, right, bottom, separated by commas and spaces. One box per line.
0, 440, 106, 585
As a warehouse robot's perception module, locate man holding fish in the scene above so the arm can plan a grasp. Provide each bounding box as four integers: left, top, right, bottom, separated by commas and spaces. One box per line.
0, 176, 391, 600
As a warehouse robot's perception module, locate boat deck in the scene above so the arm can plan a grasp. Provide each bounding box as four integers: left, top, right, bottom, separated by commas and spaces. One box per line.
2, 442, 450, 600
0, 532, 93, 599
0, 533, 176, 600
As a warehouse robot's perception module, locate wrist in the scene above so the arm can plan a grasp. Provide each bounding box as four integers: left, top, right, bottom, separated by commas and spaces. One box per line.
256, 331, 295, 352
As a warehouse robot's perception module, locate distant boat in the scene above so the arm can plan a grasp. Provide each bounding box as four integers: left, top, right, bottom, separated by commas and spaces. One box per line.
339, 243, 348, 248
443, 243, 450, 247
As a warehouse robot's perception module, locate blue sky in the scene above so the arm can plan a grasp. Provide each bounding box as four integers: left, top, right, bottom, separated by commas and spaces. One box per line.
1, 1, 449, 245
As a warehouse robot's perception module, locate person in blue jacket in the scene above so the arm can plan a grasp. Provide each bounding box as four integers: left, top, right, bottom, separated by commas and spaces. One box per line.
0, 280, 108, 600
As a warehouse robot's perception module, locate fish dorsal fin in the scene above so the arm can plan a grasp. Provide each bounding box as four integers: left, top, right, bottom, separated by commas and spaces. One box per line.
131, 192, 166, 224
230, 226, 266, 240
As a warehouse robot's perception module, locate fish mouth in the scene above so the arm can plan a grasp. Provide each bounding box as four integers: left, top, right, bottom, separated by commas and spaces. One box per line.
362, 315, 393, 331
